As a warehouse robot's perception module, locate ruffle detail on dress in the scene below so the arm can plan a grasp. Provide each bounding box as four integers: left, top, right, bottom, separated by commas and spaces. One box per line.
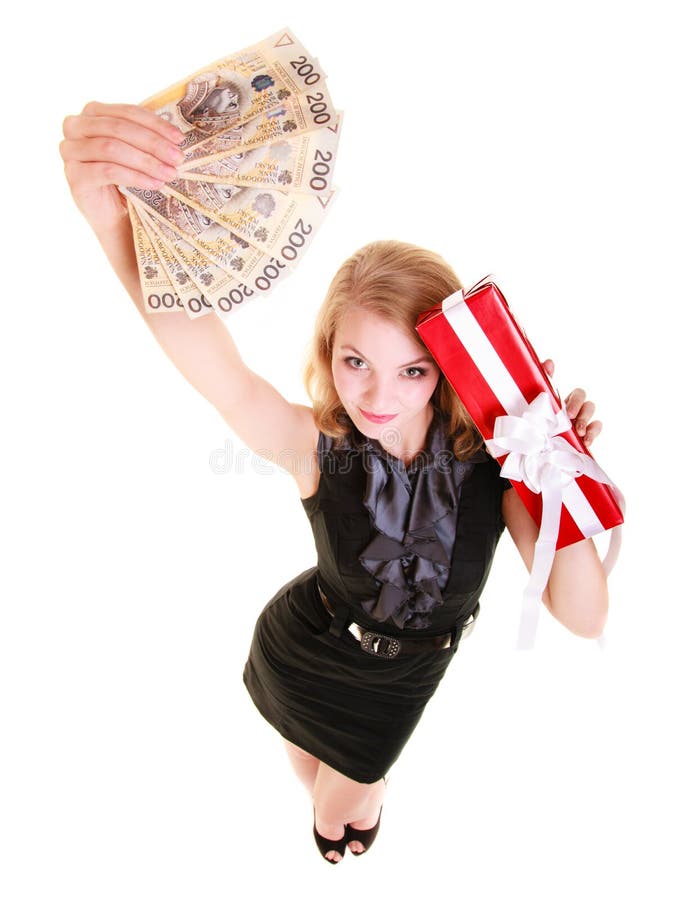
354, 412, 481, 629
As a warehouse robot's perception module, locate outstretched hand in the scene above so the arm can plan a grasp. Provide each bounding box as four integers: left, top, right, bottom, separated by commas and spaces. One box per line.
60, 101, 184, 235
541, 359, 602, 447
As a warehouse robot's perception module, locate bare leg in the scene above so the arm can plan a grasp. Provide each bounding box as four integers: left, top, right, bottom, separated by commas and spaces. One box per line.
283, 739, 321, 796
313, 761, 387, 861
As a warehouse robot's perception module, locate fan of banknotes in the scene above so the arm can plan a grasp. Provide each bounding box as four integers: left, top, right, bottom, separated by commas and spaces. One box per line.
121, 28, 341, 320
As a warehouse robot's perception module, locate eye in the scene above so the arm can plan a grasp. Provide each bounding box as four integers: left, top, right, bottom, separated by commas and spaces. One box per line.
402, 366, 427, 378
345, 356, 367, 369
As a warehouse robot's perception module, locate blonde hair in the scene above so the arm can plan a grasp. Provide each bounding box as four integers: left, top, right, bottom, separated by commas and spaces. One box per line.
302, 240, 483, 460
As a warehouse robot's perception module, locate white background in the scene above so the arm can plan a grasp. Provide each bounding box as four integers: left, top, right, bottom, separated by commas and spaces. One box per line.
2, 0, 673, 897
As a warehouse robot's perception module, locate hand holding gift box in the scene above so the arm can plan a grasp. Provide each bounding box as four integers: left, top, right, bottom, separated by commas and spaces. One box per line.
416, 277, 624, 649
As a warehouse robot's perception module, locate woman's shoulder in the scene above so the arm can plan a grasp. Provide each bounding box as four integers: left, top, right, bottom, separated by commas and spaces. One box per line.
293, 414, 363, 500
289, 408, 364, 499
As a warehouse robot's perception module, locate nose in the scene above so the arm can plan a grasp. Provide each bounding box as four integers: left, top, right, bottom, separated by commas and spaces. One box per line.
363, 376, 393, 413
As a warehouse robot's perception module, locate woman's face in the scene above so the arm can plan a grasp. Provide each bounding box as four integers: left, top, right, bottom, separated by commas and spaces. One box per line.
331, 307, 441, 443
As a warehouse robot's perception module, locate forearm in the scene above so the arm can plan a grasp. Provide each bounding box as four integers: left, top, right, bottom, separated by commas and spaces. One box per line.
93, 210, 147, 319
93, 209, 252, 413
544, 539, 608, 639
504, 489, 609, 639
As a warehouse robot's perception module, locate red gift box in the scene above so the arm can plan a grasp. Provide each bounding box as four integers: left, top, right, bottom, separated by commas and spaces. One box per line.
416, 277, 624, 648
416, 277, 624, 548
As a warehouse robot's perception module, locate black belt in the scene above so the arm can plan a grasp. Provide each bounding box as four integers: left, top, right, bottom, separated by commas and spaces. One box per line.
317, 582, 479, 659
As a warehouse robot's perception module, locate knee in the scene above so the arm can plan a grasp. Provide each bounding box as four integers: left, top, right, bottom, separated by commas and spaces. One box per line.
313, 794, 349, 829
314, 766, 373, 821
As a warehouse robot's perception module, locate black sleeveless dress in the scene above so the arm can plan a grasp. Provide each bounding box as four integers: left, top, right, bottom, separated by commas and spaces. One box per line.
242, 411, 510, 784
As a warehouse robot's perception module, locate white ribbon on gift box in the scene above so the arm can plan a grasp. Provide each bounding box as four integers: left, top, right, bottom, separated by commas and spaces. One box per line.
441, 290, 624, 649
485, 393, 623, 649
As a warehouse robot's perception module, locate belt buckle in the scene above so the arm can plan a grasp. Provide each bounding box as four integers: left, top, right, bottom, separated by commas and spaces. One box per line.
360, 630, 401, 658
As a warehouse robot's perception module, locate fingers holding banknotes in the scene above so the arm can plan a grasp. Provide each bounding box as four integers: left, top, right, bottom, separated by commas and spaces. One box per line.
60, 102, 184, 232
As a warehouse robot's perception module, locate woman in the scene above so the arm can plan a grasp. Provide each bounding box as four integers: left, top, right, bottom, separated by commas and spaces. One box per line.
60, 102, 608, 864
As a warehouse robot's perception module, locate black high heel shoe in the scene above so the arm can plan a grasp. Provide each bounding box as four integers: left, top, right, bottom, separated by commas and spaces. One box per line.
313, 811, 347, 864
345, 806, 382, 855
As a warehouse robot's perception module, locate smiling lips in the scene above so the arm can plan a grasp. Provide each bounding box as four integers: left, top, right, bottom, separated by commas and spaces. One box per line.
358, 408, 398, 424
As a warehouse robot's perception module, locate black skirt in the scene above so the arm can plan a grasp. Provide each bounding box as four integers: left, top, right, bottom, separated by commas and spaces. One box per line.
242, 566, 459, 784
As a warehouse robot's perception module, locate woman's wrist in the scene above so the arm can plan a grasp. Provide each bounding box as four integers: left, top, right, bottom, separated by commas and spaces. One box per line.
93, 209, 145, 307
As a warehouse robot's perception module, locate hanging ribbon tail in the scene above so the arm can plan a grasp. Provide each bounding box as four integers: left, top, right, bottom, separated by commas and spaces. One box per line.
516, 592, 541, 651
486, 391, 626, 651
516, 473, 563, 650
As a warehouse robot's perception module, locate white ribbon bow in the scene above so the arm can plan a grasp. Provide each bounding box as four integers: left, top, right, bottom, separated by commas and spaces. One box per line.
485, 392, 623, 649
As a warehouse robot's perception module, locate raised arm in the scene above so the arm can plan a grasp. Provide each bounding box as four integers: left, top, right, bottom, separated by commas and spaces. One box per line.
501, 361, 609, 639
502, 489, 608, 639
60, 102, 318, 480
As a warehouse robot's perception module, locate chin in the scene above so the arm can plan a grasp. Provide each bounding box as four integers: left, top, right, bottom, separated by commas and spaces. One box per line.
355, 412, 405, 444
358, 421, 385, 436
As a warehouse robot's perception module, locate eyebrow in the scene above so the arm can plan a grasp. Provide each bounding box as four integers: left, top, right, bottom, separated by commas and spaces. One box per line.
339, 344, 434, 367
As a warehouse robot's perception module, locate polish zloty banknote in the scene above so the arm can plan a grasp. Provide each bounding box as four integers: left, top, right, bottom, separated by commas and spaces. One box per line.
160, 176, 334, 258
178, 113, 342, 198
137, 205, 261, 319
141, 29, 330, 157
222, 197, 338, 296
125, 29, 339, 315
129, 184, 333, 300
128, 202, 184, 314
134, 206, 214, 319
129, 201, 226, 317
122, 184, 255, 278
178, 88, 338, 168
123, 184, 279, 296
